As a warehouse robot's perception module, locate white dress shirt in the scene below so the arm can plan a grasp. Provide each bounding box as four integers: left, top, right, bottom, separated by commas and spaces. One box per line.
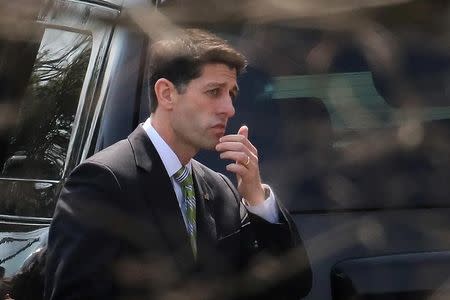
142, 118, 279, 224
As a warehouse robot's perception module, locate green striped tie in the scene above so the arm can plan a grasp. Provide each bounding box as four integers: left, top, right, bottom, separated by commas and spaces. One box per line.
174, 166, 197, 258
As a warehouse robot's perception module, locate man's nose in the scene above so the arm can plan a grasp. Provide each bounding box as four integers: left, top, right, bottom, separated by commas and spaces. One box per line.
219, 94, 235, 118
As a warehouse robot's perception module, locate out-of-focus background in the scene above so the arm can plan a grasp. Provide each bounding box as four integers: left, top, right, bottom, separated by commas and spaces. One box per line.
1, 0, 449, 299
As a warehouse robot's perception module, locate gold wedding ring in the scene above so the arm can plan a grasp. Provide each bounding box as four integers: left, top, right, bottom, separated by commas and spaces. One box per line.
244, 156, 250, 166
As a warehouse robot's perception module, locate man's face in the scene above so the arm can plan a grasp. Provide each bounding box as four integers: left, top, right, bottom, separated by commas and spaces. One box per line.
170, 63, 238, 152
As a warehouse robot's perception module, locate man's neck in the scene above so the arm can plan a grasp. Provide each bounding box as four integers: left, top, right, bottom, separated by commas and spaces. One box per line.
150, 114, 196, 165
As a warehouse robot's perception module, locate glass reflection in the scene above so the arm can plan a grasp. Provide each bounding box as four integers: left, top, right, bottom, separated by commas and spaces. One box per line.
0, 28, 92, 180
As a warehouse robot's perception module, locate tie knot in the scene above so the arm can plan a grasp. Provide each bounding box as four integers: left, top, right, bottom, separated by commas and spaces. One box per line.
174, 166, 193, 186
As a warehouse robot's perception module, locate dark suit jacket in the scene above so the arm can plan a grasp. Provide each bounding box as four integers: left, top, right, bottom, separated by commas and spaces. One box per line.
44, 126, 311, 300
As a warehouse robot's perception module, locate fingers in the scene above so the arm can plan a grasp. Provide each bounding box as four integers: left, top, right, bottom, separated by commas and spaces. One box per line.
216, 141, 255, 155
216, 125, 258, 176
217, 128, 257, 156
217, 125, 265, 203
238, 125, 248, 139
219, 150, 255, 167
225, 162, 251, 177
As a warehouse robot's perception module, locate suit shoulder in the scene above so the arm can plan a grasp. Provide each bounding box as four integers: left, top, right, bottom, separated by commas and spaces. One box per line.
68, 139, 135, 187
82, 139, 136, 173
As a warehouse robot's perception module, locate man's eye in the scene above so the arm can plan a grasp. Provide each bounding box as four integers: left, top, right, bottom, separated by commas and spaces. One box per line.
229, 91, 237, 101
207, 89, 220, 97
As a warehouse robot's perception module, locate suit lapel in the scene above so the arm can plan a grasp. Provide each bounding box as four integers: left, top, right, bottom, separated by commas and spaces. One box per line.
128, 126, 195, 273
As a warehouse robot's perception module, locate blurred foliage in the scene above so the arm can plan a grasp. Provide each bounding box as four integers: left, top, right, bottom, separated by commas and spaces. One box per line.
0, 0, 449, 299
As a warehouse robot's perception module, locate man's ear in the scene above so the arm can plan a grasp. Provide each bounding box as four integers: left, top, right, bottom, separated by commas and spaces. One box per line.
154, 78, 176, 110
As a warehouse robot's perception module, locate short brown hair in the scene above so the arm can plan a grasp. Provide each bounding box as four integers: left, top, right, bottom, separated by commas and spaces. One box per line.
148, 28, 247, 112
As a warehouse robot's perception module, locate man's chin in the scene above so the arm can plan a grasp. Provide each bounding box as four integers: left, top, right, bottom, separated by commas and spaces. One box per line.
202, 137, 221, 151
206, 141, 220, 151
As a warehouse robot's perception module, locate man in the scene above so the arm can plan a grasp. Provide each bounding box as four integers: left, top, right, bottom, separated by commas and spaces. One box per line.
44, 29, 311, 300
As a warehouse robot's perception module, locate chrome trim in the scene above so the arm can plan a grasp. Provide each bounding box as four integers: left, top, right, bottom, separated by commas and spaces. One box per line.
80, 29, 119, 161
35, 22, 92, 36
0, 177, 59, 184
0, 221, 50, 226
0, 214, 52, 223
78, 0, 153, 10
78, 0, 122, 9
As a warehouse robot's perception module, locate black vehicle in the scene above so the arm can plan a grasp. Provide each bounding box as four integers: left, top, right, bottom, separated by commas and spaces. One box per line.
1, 0, 450, 299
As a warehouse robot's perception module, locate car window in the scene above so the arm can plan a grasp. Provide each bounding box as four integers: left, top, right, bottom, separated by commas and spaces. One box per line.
196, 22, 450, 211
0, 27, 92, 181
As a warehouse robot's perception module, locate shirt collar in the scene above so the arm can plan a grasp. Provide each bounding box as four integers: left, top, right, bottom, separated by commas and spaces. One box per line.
142, 117, 191, 177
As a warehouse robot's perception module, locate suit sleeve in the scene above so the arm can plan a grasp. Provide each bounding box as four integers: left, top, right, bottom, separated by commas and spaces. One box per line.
219, 174, 312, 300
44, 162, 124, 300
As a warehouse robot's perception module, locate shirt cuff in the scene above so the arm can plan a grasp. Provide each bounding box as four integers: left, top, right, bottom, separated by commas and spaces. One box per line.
243, 184, 280, 223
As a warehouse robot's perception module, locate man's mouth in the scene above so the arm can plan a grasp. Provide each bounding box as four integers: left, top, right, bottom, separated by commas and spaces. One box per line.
211, 123, 227, 136
212, 124, 226, 130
